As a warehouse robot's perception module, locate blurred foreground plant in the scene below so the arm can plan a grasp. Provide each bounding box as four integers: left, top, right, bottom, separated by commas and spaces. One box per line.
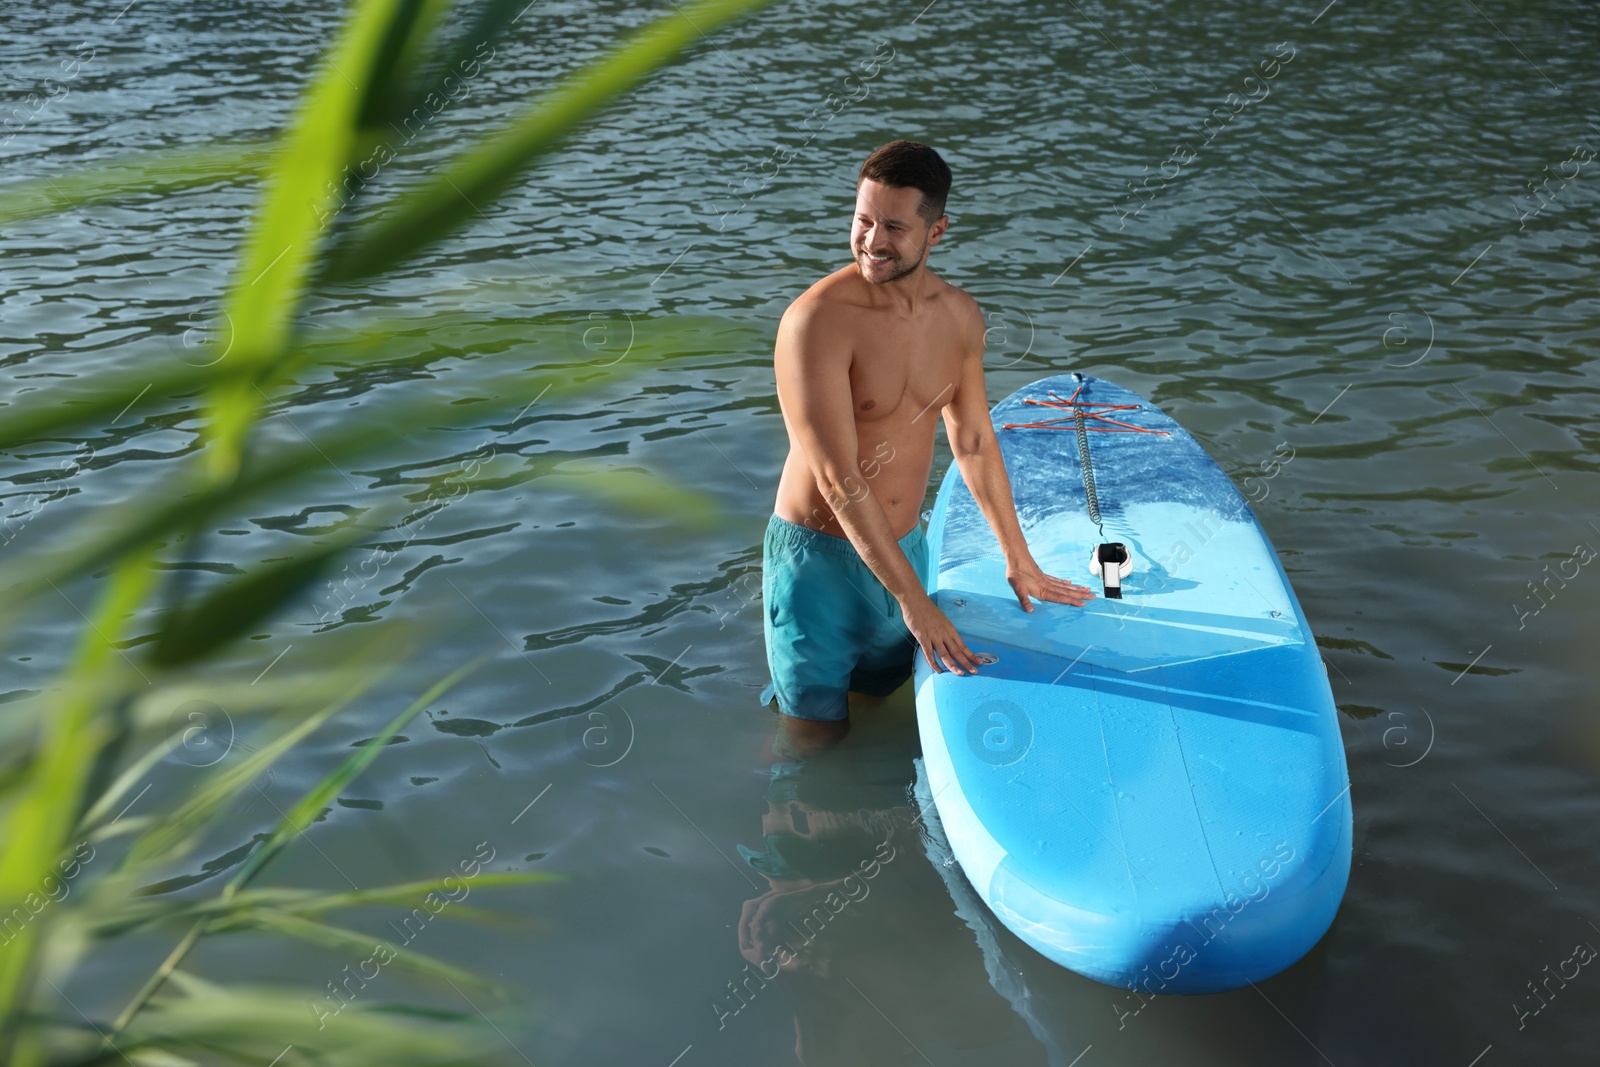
0, 0, 774, 1062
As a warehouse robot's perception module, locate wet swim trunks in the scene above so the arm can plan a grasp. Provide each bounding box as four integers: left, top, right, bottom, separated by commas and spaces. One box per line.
759, 514, 931, 721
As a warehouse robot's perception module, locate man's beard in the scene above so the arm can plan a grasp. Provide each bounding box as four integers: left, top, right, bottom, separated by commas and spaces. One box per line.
855, 236, 929, 284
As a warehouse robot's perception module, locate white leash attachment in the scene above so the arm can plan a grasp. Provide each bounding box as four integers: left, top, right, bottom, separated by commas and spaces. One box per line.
1090, 541, 1132, 599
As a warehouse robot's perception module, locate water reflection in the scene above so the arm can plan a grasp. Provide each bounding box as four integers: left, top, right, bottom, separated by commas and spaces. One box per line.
730, 704, 1054, 1066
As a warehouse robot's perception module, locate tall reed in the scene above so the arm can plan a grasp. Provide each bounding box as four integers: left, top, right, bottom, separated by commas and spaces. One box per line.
0, 1, 773, 1062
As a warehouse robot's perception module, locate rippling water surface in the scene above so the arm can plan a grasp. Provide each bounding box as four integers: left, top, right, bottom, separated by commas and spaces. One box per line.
4, 1, 1598, 1064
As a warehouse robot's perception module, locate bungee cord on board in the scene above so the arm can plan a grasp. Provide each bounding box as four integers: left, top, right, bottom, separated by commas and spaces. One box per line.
1001, 372, 1166, 597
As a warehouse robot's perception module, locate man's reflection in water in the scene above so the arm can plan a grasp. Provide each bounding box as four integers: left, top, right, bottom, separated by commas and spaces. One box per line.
730, 708, 1049, 1067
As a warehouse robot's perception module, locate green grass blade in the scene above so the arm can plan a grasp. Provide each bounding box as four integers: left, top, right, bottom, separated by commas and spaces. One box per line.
539, 460, 720, 529
106, 654, 481, 1038
226, 652, 487, 893
118, 668, 377, 874
0, 329, 736, 628
322, 0, 776, 285
0, 141, 272, 226
216, 910, 501, 993
353, 0, 456, 135
111, 973, 500, 1065
205, 0, 420, 479
235, 872, 555, 916
0, 307, 760, 456
75, 666, 383, 835
90, 872, 553, 938
0, 557, 157, 1049
0, 423, 414, 622
148, 539, 354, 669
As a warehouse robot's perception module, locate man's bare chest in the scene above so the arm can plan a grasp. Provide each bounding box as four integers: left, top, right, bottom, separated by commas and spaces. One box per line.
846, 327, 964, 424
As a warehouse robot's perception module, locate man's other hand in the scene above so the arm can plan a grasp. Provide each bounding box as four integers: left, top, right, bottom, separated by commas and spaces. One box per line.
902, 594, 982, 675
1007, 557, 1096, 612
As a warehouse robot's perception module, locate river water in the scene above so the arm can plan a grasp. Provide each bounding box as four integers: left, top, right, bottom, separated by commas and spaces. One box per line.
4, 1, 1598, 1064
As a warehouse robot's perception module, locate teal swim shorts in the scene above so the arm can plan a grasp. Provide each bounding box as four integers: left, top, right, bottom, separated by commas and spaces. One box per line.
759, 514, 931, 721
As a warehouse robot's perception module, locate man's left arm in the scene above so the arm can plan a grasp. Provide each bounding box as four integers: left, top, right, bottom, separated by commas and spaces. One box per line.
941, 302, 1095, 612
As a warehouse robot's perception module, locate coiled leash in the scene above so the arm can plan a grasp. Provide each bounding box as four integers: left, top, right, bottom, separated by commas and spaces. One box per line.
1073, 399, 1130, 597
1001, 373, 1166, 598
1073, 401, 1104, 538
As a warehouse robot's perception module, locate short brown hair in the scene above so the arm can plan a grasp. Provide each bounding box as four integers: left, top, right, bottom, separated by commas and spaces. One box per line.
858, 141, 951, 222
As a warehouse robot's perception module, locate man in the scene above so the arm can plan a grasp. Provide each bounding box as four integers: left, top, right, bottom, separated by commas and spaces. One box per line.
758, 140, 1094, 725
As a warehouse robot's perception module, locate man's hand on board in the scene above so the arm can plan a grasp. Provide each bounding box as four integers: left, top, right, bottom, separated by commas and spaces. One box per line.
1007, 556, 1096, 612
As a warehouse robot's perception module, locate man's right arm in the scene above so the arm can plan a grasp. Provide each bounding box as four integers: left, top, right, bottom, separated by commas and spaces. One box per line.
774, 299, 979, 675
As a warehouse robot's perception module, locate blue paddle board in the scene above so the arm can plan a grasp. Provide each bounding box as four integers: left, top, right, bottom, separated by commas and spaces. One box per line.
914, 372, 1351, 994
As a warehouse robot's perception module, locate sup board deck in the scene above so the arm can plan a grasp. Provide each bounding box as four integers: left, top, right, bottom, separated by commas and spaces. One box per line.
914, 372, 1352, 994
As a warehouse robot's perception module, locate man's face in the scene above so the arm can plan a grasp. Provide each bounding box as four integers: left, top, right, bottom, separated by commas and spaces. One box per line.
851, 178, 946, 285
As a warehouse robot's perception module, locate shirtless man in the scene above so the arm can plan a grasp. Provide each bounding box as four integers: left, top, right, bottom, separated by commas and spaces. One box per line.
758, 141, 1094, 725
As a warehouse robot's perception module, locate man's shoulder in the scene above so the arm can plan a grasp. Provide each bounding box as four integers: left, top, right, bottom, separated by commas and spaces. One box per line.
932, 276, 984, 338
779, 268, 861, 335
787, 267, 861, 312
775, 270, 859, 367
